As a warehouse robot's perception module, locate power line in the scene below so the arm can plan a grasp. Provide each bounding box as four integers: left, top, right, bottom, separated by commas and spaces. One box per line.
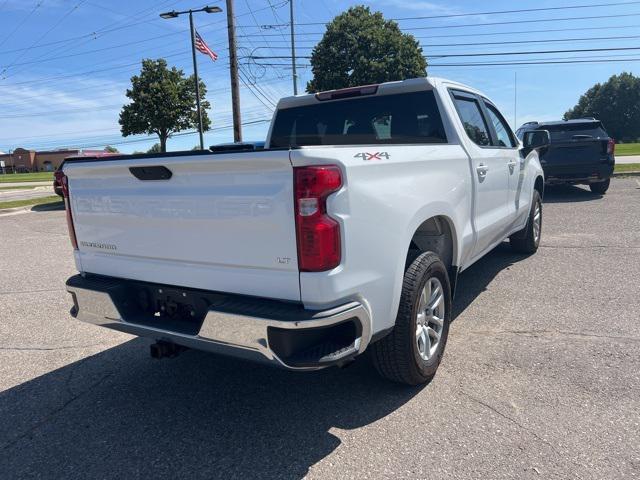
0, 1, 44, 49
0, 0, 88, 76
243, 23, 640, 43
238, 11, 640, 37
248, 45, 640, 62
429, 57, 640, 67
237, 0, 640, 27
431, 45, 640, 58
245, 34, 640, 51
11, 118, 273, 151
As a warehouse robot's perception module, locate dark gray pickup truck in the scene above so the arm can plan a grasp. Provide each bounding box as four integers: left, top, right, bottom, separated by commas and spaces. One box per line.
516, 119, 615, 194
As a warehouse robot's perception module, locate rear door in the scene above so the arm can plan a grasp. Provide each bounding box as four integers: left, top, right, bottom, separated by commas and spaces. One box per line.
450, 90, 510, 256
64, 150, 301, 301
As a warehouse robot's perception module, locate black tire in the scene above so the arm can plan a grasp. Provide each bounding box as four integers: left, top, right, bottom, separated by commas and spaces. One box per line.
589, 178, 610, 195
370, 252, 451, 385
510, 189, 542, 254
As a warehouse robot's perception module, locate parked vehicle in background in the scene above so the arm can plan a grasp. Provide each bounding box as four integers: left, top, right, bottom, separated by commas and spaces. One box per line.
61, 77, 546, 385
516, 119, 615, 194
53, 166, 64, 197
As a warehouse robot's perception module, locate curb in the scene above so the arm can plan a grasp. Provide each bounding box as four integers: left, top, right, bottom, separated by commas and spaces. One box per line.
0, 201, 64, 216
613, 171, 640, 177
0, 205, 33, 215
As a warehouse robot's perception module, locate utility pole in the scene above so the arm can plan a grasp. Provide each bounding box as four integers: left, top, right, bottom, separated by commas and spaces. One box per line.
289, 0, 298, 95
226, 0, 242, 142
189, 12, 205, 150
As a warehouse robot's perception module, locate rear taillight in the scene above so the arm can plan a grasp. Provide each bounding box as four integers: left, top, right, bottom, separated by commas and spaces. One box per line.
61, 173, 78, 250
294, 165, 342, 272
607, 138, 615, 155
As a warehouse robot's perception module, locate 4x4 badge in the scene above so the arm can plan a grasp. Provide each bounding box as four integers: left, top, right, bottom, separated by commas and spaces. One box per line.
354, 152, 390, 161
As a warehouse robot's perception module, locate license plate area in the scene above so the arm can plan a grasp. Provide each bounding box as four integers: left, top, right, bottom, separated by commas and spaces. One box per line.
113, 282, 223, 335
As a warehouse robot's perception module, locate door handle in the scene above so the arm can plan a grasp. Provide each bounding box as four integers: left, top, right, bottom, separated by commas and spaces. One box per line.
476, 163, 489, 177
507, 161, 518, 168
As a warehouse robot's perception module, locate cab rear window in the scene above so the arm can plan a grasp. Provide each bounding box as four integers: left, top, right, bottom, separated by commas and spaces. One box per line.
270, 91, 447, 147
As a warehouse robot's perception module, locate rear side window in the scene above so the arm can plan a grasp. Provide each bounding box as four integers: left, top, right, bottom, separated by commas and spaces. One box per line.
545, 122, 609, 142
451, 95, 491, 146
269, 91, 447, 147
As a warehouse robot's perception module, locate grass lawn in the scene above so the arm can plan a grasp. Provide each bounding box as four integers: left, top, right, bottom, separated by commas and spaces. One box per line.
0, 195, 62, 210
0, 172, 53, 183
614, 163, 640, 173
616, 143, 640, 156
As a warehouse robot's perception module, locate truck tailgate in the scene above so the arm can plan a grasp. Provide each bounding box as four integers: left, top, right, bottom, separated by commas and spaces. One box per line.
63, 151, 301, 301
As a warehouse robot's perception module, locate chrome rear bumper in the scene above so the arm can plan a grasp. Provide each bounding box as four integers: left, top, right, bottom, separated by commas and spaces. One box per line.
66, 274, 371, 370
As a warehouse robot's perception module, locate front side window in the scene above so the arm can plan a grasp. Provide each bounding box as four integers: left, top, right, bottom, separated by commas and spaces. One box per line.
484, 103, 517, 148
452, 95, 491, 146
270, 91, 447, 147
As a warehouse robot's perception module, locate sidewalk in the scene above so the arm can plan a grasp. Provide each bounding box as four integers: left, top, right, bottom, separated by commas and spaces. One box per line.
616, 155, 640, 165
0, 181, 52, 188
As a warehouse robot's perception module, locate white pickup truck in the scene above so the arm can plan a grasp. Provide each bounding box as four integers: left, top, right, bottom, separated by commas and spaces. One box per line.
62, 77, 547, 385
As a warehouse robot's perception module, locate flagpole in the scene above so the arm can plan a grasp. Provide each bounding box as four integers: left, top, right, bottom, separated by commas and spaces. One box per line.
189, 11, 205, 150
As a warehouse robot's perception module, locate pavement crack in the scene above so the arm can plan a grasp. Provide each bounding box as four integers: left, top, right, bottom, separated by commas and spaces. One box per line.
465, 329, 640, 343
0, 369, 113, 451
460, 390, 562, 457
0, 288, 66, 296
0, 343, 106, 352
540, 245, 640, 250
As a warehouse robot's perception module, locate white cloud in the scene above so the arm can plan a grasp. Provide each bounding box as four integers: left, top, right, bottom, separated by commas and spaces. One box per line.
370, 0, 460, 15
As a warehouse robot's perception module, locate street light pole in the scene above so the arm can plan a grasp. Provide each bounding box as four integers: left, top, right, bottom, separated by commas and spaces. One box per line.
189, 11, 205, 150
160, 5, 222, 150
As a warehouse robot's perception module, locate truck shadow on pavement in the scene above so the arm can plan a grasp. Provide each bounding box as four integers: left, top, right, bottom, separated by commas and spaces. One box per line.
542, 184, 603, 203
0, 338, 422, 479
0, 246, 526, 479
452, 242, 529, 320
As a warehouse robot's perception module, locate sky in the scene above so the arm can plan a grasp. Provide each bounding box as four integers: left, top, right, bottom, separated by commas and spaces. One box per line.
0, 0, 638, 154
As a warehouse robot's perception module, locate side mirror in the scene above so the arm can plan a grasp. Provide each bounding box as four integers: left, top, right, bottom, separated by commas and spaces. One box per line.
523, 129, 550, 150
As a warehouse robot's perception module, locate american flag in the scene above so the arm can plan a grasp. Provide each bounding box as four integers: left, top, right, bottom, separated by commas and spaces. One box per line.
195, 30, 218, 61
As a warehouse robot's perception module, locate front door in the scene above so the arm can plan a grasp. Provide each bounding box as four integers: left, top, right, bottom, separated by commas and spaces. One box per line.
482, 100, 522, 225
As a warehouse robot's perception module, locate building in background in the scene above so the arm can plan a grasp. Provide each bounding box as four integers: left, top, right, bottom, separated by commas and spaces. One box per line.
0, 147, 112, 173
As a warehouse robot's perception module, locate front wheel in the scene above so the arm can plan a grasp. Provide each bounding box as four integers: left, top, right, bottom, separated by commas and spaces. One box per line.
370, 252, 451, 385
510, 189, 542, 254
589, 178, 610, 195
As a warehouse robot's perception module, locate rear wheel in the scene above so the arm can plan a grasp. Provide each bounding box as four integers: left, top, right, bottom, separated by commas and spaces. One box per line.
370, 252, 451, 385
589, 178, 610, 195
510, 189, 542, 254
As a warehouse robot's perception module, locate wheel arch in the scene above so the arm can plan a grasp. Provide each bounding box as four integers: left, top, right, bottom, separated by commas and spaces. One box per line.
534, 175, 544, 199
404, 214, 460, 298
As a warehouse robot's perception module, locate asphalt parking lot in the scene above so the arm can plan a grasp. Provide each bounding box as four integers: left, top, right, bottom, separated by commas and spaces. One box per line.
1, 178, 638, 479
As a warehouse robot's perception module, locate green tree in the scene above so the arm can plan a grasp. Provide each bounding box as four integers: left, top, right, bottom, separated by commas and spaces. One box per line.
119, 58, 211, 152
104, 145, 119, 153
147, 143, 161, 154
564, 72, 640, 142
306, 6, 426, 93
